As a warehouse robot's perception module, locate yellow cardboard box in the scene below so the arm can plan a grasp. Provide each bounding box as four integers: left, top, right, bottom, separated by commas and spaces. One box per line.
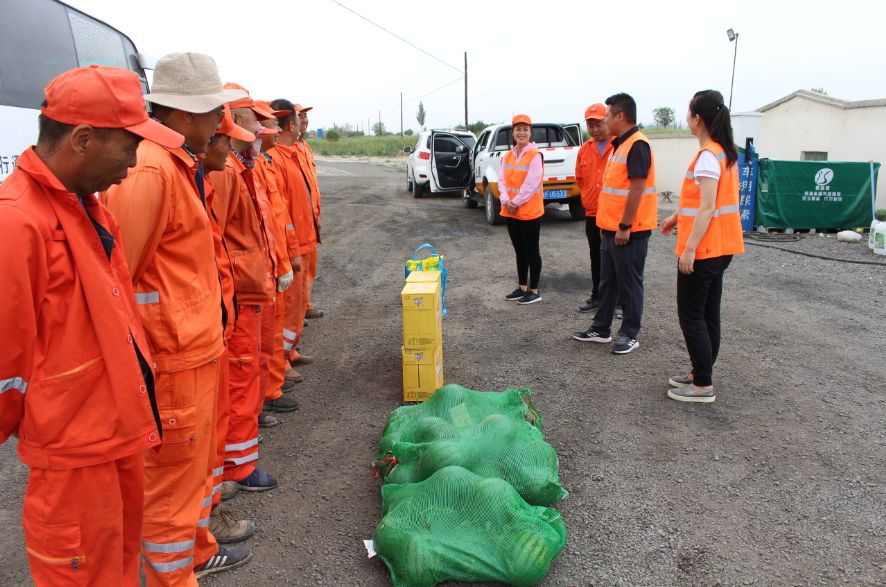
401, 281, 442, 350
406, 270, 441, 286
402, 346, 444, 402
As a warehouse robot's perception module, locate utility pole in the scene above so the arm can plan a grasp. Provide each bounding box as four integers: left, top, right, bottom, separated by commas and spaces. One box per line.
378, 109, 382, 136
368, 117, 370, 136
464, 52, 468, 129
400, 92, 403, 137
727, 28, 739, 111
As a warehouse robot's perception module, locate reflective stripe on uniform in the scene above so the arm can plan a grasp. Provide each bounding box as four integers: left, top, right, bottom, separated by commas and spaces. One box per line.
601, 186, 657, 196
283, 341, 294, 351
197, 517, 210, 528
678, 204, 741, 217
0, 376, 27, 394
225, 437, 259, 452
135, 291, 160, 305
282, 328, 297, 341
142, 539, 195, 554
286, 224, 295, 231
225, 453, 259, 466
201, 495, 212, 508
142, 555, 195, 573
213, 466, 224, 477
212, 482, 223, 495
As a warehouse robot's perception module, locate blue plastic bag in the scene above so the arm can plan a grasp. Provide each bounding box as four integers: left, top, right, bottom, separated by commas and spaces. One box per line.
404, 243, 448, 317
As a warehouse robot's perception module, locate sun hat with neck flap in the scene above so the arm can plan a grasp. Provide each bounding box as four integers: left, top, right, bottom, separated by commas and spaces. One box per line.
144, 52, 247, 114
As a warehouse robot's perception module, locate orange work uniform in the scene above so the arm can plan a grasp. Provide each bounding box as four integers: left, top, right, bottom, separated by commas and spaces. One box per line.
256, 152, 298, 402
268, 142, 318, 360
102, 140, 224, 587
575, 137, 614, 217
676, 141, 746, 259
208, 151, 276, 482
1, 148, 160, 586
596, 130, 658, 232
500, 147, 545, 221
294, 141, 322, 310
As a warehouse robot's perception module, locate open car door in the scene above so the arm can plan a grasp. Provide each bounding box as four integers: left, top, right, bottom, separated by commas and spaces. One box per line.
430, 132, 473, 191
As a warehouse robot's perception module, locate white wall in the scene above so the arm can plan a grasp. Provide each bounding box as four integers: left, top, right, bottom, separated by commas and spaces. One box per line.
756, 98, 886, 208
648, 135, 699, 201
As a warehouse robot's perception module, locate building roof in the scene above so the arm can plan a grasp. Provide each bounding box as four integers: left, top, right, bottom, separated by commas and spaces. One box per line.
757, 89, 886, 113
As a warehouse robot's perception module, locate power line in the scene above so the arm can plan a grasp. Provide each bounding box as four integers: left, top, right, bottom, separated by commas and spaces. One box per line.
328, 0, 462, 74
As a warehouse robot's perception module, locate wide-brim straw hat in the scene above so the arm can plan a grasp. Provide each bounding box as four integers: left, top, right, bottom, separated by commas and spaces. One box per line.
145, 52, 247, 114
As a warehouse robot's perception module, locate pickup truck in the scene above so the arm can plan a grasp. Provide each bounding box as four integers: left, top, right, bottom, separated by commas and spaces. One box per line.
466, 122, 584, 224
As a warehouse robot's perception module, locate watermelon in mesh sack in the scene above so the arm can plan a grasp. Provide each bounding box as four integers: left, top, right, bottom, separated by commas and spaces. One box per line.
379, 412, 567, 505
373, 466, 567, 587
377, 384, 543, 461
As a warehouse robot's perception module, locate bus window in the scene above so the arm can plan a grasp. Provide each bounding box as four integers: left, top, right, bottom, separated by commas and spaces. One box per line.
68, 10, 129, 69
0, 1, 78, 109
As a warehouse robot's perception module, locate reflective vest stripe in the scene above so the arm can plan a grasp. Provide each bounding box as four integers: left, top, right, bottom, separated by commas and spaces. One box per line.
0, 376, 27, 394
610, 155, 628, 163
201, 495, 212, 508
142, 539, 194, 554
678, 204, 741, 217
601, 186, 657, 196
225, 437, 259, 452
135, 291, 160, 305
213, 466, 224, 477
197, 516, 210, 528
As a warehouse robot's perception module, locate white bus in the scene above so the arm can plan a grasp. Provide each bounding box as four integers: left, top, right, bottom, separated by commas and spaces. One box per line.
0, 0, 152, 181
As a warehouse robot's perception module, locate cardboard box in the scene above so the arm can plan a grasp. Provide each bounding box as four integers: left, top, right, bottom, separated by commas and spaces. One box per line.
401, 281, 442, 350
405, 270, 441, 286
402, 346, 444, 402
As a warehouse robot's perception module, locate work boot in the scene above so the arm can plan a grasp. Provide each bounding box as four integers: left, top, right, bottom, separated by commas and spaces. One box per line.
284, 367, 303, 384
219, 480, 239, 502
258, 412, 280, 428
293, 354, 314, 365
264, 395, 300, 413
305, 308, 324, 319
194, 545, 253, 578
209, 505, 256, 544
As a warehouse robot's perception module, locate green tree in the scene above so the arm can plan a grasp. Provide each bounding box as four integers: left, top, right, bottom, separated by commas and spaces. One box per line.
469, 120, 489, 135
416, 101, 427, 129
372, 121, 387, 136
325, 129, 341, 142
404, 129, 414, 136
653, 107, 675, 128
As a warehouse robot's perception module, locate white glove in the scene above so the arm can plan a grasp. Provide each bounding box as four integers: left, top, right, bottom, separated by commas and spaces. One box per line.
277, 270, 294, 292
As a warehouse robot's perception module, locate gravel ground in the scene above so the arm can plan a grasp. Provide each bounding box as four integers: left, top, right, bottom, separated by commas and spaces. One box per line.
1, 158, 884, 586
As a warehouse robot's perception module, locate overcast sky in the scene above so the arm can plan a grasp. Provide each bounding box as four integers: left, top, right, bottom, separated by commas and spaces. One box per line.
69, 0, 886, 133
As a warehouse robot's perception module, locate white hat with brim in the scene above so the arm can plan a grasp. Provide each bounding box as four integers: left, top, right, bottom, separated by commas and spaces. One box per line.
144, 52, 248, 114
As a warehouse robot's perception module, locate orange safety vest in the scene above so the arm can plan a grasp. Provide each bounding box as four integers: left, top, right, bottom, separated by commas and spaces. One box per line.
596, 130, 657, 232
500, 147, 544, 221
676, 142, 745, 259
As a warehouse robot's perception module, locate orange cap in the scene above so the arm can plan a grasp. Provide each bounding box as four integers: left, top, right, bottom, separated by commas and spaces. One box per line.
512, 114, 532, 126
216, 104, 255, 142
584, 103, 607, 120
41, 64, 183, 148
255, 99, 291, 118
224, 82, 276, 120
293, 103, 313, 113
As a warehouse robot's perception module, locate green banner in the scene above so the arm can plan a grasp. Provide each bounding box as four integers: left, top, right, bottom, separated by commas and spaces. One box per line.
756, 160, 879, 229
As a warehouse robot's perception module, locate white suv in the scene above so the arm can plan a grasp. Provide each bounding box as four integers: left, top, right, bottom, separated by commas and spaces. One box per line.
405, 129, 477, 198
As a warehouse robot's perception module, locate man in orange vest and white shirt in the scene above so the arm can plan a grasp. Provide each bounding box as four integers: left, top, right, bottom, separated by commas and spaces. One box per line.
0, 64, 181, 587
294, 103, 325, 319
102, 53, 252, 583
575, 103, 615, 313
573, 93, 656, 354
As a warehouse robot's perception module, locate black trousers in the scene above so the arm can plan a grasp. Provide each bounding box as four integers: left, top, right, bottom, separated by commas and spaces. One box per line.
591, 230, 650, 339
677, 255, 733, 387
585, 216, 601, 298
506, 217, 542, 289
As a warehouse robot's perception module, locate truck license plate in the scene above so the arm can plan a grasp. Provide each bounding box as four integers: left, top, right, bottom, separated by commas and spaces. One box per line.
544, 189, 567, 200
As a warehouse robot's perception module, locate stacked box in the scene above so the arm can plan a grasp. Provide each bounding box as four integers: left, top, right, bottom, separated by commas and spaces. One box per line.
401, 273, 444, 401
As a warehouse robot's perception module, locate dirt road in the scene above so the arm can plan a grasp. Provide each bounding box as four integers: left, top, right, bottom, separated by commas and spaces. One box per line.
1, 159, 884, 586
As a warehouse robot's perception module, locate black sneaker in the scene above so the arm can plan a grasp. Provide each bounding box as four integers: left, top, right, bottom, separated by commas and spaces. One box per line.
578, 296, 599, 313
194, 545, 253, 578
572, 329, 612, 343
505, 288, 526, 301
611, 334, 639, 354
517, 291, 542, 305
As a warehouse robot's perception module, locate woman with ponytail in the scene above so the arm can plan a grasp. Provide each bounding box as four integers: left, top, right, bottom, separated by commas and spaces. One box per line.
660, 90, 745, 403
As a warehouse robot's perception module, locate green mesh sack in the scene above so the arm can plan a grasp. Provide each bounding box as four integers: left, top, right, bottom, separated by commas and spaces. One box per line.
373, 466, 567, 587
378, 412, 567, 505
377, 384, 543, 461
